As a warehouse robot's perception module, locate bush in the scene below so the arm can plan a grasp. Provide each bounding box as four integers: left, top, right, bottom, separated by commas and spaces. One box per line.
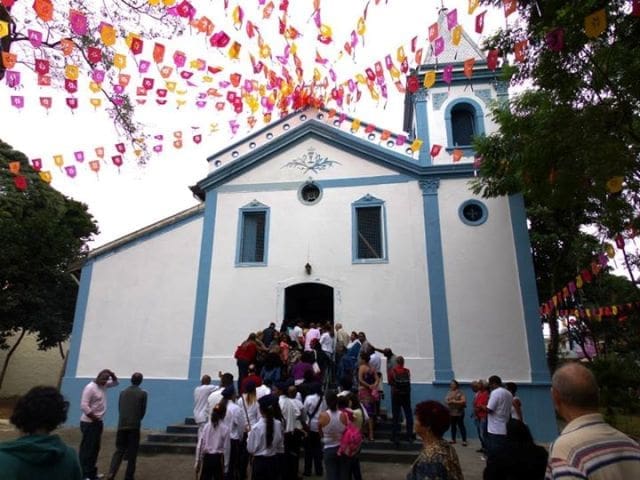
589, 355, 640, 415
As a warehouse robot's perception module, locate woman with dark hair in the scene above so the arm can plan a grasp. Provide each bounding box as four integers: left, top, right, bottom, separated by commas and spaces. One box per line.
318, 390, 350, 480
196, 403, 230, 480
0, 386, 82, 479
247, 394, 283, 480
483, 418, 547, 480
445, 380, 467, 446
357, 352, 379, 441
406, 400, 463, 480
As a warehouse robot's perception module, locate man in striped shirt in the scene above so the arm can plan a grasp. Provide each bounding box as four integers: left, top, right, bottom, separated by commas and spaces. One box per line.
546, 362, 640, 479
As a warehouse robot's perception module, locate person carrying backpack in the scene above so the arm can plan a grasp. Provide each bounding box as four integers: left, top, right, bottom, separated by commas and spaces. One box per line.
388, 355, 413, 445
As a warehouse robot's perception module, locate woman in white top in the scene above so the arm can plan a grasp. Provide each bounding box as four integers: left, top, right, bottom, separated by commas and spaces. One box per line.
318, 391, 350, 480
237, 381, 261, 428
246, 394, 283, 480
196, 403, 230, 480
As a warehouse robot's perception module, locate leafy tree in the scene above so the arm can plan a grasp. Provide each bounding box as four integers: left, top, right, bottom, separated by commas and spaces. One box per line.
0, 1, 184, 163
0, 139, 98, 388
471, 0, 640, 368
472, 0, 640, 238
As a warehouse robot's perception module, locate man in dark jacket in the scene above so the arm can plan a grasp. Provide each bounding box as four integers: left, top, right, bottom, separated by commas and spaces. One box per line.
107, 372, 147, 480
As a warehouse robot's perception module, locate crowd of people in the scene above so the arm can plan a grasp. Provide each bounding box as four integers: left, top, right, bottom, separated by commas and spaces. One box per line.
1, 320, 640, 480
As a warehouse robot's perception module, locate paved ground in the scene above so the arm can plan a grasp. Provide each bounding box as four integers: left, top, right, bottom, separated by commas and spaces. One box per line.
0, 423, 488, 479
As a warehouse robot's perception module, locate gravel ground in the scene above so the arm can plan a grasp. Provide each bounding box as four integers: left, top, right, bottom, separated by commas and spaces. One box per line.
0, 423, 486, 479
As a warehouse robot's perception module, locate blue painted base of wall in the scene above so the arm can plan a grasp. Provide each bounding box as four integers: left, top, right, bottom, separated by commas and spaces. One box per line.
384, 382, 558, 443
61, 377, 197, 431
62, 377, 558, 442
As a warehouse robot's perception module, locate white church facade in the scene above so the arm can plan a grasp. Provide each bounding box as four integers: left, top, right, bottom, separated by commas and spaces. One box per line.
62, 28, 557, 440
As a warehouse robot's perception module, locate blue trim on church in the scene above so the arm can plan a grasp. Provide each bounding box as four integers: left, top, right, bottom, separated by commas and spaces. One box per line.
420, 179, 454, 382
188, 191, 218, 381
509, 194, 550, 383
64, 261, 94, 378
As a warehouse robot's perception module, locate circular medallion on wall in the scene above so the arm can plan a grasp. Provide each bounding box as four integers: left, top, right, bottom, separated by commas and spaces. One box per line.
458, 199, 488, 226
298, 181, 322, 205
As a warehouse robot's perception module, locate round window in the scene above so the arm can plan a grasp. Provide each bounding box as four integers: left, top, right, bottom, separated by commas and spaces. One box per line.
299, 182, 322, 205
458, 200, 488, 226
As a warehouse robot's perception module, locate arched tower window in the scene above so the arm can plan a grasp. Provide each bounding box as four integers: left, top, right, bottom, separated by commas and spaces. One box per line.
444, 98, 486, 155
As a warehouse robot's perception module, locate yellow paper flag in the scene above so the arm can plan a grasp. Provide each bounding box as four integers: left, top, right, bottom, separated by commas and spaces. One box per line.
39, 171, 52, 183
410, 139, 423, 153
113, 53, 127, 70
468, 0, 480, 14
100, 24, 116, 46
0, 20, 9, 38
452, 25, 463, 46
585, 9, 606, 38
228, 41, 242, 60
351, 118, 361, 132
65, 64, 79, 80
423, 71, 436, 88
53, 155, 64, 167
89, 81, 101, 93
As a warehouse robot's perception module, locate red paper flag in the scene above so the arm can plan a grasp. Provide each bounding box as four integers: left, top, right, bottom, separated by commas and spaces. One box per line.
130, 37, 144, 55
514, 39, 528, 63
475, 11, 486, 34
487, 49, 500, 70
35, 59, 49, 75
14, 175, 27, 191
87, 46, 102, 63
503, 0, 517, 17
430, 144, 442, 157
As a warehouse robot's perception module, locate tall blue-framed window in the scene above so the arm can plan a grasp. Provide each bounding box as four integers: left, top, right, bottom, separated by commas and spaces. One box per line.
236, 200, 270, 266
352, 194, 388, 263
444, 97, 486, 155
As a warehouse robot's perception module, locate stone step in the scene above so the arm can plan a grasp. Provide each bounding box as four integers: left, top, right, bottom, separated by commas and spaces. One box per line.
139, 441, 418, 464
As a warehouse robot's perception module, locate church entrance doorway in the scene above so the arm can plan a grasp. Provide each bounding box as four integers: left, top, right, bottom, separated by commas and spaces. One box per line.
284, 283, 334, 326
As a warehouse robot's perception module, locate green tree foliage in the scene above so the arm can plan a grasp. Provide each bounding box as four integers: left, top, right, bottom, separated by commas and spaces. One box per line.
0, 139, 98, 387
473, 0, 640, 236
472, 1, 640, 368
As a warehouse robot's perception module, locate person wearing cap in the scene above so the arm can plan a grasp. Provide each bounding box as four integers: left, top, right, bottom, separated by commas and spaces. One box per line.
247, 395, 284, 480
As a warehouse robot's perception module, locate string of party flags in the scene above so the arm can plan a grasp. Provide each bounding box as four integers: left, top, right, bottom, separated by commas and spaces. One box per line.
2, 1, 639, 187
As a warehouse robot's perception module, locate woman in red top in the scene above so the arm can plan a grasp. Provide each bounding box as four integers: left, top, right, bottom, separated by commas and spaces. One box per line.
235, 333, 259, 393
472, 380, 489, 453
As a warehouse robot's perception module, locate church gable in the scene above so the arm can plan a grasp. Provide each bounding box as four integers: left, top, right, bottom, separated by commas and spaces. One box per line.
197, 108, 422, 193
223, 137, 405, 188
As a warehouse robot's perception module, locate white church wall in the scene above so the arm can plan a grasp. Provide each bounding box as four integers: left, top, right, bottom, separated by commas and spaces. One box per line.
202, 177, 436, 382
438, 178, 531, 382
75, 217, 203, 379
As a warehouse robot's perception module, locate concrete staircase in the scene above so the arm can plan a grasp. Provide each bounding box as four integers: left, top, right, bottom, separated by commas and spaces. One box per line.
139, 414, 420, 463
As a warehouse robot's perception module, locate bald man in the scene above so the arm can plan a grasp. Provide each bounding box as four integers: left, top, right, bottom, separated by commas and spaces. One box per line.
546, 362, 640, 479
